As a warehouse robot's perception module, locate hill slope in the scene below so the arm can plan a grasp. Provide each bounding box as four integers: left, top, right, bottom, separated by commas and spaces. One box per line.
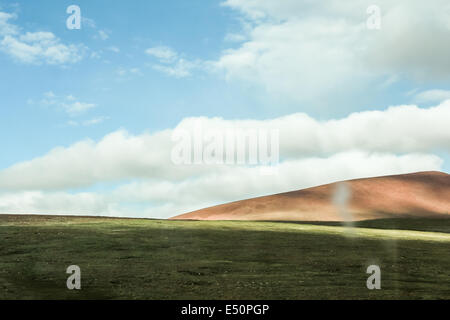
171, 171, 450, 221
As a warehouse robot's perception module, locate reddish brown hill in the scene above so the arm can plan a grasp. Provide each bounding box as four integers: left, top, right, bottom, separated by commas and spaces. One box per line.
171, 171, 450, 221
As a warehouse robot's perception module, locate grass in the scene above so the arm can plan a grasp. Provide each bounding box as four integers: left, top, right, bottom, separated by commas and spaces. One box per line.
0, 214, 449, 299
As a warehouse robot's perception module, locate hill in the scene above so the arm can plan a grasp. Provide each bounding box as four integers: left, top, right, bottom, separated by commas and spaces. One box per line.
171, 171, 450, 221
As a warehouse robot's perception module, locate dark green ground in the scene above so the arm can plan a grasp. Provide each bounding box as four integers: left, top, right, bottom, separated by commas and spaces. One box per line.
0, 215, 449, 299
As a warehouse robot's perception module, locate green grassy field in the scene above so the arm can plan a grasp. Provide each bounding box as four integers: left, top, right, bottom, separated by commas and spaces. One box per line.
0, 214, 449, 299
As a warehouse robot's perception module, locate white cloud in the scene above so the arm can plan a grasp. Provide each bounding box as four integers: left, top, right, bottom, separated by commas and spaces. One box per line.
0, 191, 110, 216
146, 45, 201, 78
63, 101, 97, 115
0, 12, 84, 65
224, 33, 247, 42
82, 17, 97, 29
152, 59, 199, 78
146, 46, 177, 62
0, 12, 18, 36
215, 0, 450, 102
0, 101, 448, 193
68, 116, 109, 127
83, 117, 108, 126
0, 129, 175, 191
98, 30, 109, 40
0, 101, 447, 218
0, 151, 442, 218
90, 51, 101, 59
414, 89, 450, 104
36, 92, 97, 116
115, 66, 143, 80
176, 101, 450, 157
215, 17, 368, 100
113, 151, 442, 207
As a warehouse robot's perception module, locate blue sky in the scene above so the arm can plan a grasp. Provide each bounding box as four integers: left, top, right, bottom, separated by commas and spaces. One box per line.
0, 0, 449, 218
0, 0, 238, 165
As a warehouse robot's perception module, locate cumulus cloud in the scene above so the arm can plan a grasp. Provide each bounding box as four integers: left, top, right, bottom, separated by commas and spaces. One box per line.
0, 102, 448, 192
113, 151, 442, 206
0, 191, 110, 216
0, 101, 447, 218
175, 101, 450, 157
0, 129, 176, 190
0, 11, 84, 65
0, 151, 442, 218
215, 0, 450, 101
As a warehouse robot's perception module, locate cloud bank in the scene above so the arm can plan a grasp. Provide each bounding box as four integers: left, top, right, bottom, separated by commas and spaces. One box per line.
0, 102, 447, 218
